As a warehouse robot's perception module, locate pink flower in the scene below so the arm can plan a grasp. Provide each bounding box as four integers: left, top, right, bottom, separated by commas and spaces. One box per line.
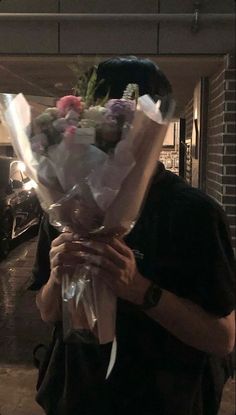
64, 125, 78, 148
56, 95, 83, 116
65, 125, 77, 137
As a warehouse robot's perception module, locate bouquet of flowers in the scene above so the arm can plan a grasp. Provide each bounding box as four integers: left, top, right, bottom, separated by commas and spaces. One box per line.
4, 78, 174, 349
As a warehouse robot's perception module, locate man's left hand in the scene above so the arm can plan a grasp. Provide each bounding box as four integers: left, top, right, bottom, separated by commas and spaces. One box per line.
77, 237, 150, 305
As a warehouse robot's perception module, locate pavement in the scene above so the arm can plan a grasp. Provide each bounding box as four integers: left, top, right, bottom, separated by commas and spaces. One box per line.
0, 229, 50, 415
0, 228, 235, 415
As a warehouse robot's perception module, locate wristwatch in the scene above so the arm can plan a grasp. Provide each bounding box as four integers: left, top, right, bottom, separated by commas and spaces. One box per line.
140, 281, 163, 311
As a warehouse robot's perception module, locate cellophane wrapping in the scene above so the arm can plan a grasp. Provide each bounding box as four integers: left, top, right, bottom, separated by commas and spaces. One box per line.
4, 90, 174, 346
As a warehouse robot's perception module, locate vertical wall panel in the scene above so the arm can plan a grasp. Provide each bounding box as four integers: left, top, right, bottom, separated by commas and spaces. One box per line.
159, 0, 234, 13
0, 0, 59, 53
159, 0, 235, 54
60, 21, 158, 54
60, 0, 159, 54
60, 0, 158, 13
0, 22, 58, 53
0, 0, 58, 12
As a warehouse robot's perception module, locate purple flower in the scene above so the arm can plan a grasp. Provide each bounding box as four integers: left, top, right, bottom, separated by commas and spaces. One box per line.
105, 99, 135, 125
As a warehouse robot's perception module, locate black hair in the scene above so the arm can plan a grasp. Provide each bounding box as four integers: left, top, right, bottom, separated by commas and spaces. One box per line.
94, 56, 172, 101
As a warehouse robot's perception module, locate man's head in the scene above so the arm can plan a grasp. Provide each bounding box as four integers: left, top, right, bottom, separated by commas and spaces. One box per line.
94, 56, 172, 102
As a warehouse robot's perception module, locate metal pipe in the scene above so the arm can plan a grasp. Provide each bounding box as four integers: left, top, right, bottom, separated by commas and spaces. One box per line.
0, 13, 234, 23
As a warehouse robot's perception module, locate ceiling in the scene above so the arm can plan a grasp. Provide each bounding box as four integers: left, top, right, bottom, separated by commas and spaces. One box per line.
0, 55, 224, 116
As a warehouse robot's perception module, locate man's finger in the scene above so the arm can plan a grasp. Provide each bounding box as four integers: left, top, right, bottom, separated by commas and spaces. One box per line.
79, 240, 128, 269
51, 232, 74, 247
83, 253, 119, 277
51, 251, 85, 268
110, 238, 133, 258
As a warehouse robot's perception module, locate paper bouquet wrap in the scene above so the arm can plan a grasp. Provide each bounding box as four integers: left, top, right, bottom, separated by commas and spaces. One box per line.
4, 90, 174, 350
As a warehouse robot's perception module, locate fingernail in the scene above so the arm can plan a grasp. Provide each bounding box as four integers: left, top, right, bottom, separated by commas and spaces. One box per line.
80, 253, 101, 265
80, 240, 92, 247
90, 255, 102, 265
79, 252, 89, 258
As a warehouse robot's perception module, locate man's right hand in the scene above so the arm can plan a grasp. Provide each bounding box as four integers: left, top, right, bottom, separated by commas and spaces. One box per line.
49, 232, 84, 285
37, 232, 84, 323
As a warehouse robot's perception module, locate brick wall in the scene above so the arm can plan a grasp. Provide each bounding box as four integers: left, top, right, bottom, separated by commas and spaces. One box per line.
206, 54, 236, 252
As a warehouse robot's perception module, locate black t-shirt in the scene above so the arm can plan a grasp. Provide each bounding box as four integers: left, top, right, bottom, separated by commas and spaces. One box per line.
29, 163, 235, 415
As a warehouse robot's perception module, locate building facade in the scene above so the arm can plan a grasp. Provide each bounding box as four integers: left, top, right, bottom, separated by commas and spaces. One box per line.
0, 0, 235, 250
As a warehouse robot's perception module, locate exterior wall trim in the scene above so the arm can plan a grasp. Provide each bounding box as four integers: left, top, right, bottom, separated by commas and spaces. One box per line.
0, 12, 234, 23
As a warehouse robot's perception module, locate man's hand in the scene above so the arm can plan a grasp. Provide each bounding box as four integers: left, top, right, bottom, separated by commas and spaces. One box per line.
49, 232, 84, 285
49, 233, 150, 305
75, 237, 150, 305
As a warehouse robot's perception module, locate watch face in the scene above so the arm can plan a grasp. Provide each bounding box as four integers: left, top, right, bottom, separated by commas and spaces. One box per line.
143, 282, 162, 310
150, 285, 161, 305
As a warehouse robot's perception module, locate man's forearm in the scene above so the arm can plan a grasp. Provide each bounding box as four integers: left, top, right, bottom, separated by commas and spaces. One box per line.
145, 289, 235, 357
36, 278, 62, 323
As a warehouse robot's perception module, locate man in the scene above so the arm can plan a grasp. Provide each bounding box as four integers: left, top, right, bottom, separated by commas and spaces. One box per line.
30, 57, 235, 415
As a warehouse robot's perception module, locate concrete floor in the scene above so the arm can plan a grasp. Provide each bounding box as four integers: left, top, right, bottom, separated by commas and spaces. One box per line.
0, 230, 49, 415
0, 229, 235, 415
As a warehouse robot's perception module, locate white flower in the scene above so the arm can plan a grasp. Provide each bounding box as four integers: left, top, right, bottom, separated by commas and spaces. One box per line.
83, 106, 106, 124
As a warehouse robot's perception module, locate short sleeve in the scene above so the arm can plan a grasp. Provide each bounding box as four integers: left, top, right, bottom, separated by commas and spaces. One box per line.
168, 189, 235, 317
27, 214, 59, 291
